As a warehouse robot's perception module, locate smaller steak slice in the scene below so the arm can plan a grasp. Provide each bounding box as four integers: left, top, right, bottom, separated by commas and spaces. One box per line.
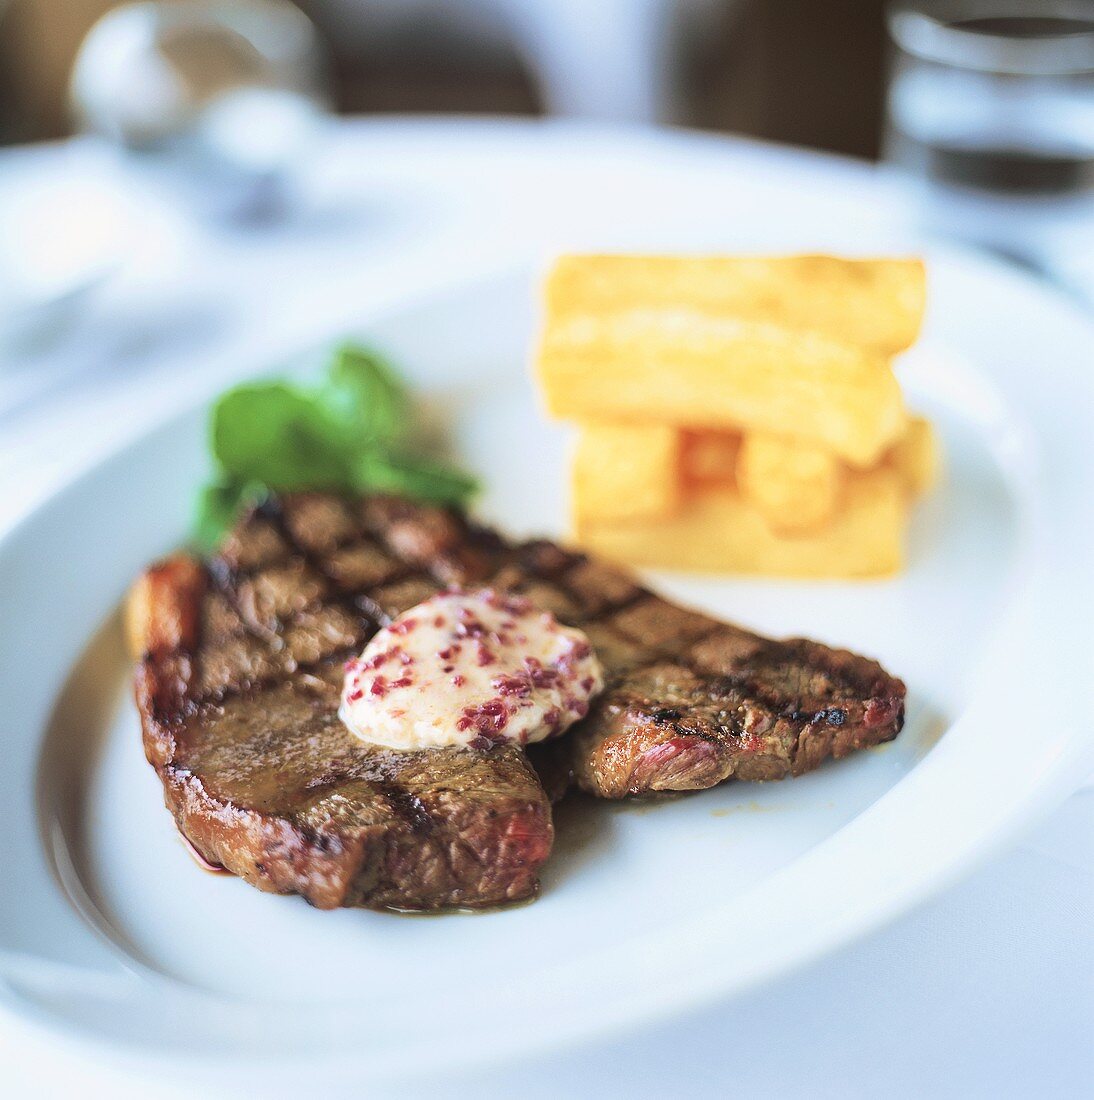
133, 495, 552, 911
560, 606, 905, 798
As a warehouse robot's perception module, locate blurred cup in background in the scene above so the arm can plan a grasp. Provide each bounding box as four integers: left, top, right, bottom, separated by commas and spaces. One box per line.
884, 1, 1094, 282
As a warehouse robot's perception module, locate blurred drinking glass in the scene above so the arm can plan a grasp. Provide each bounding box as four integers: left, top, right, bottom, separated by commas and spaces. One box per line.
884, 2, 1094, 287
71, 0, 331, 221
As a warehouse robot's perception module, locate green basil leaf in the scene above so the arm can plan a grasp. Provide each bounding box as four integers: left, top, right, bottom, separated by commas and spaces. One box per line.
355, 449, 478, 507
211, 382, 352, 490
322, 344, 410, 447
194, 344, 479, 548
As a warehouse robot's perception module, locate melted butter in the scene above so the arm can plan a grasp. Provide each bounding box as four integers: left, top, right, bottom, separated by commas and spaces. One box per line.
340, 589, 604, 752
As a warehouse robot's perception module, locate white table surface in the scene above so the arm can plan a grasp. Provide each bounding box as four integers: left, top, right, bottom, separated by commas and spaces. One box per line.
0, 118, 1090, 1098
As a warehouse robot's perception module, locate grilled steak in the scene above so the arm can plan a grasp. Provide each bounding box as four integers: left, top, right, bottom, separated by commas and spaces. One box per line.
132, 491, 905, 910
551, 626, 905, 798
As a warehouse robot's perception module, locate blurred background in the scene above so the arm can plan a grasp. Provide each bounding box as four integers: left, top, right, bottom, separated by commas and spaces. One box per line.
1, 0, 893, 155
0, 0, 1090, 454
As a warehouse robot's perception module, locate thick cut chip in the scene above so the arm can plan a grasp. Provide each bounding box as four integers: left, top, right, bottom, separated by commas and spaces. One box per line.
682, 430, 740, 485
735, 431, 844, 533
536, 310, 906, 467
545, 254, 926, 355
576, 469, 907, 579
887, 415, 940, 497
572, 421, 680, 525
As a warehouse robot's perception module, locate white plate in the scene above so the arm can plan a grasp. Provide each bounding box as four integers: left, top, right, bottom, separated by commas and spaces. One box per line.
0, 253, 1091, 1087
0, 170, 122, 347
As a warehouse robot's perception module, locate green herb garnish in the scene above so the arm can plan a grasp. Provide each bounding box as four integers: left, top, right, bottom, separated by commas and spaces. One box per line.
355, 450, 480, 505
193, 344, 478, 549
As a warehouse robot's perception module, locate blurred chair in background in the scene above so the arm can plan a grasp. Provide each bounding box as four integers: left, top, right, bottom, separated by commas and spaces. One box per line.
307, 0, 731, 123
0, 0, 888, 157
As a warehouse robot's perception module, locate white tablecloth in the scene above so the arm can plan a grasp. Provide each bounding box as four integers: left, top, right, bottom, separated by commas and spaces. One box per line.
0, 119, 1090, 1098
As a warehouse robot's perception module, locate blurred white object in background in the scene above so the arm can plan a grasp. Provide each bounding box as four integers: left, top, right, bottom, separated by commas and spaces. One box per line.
884, 2, 1094, 297
0, 168, 124, 348
70, 0, 331, 220
501, 0, 686, 122
313, 0, 729, 123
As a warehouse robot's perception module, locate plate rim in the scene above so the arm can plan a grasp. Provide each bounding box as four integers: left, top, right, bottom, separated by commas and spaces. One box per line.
1, 246, 1092, 1083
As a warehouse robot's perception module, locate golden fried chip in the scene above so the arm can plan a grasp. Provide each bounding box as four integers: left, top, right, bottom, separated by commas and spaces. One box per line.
537, 310, 905, 467
576, 469, 906, 579
545, 254, 926, 355
735, 431, 844, 533
572, 421, 680, 525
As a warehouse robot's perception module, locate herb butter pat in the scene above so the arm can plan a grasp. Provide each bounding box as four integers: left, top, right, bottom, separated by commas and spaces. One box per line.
340, 589, 604, 751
